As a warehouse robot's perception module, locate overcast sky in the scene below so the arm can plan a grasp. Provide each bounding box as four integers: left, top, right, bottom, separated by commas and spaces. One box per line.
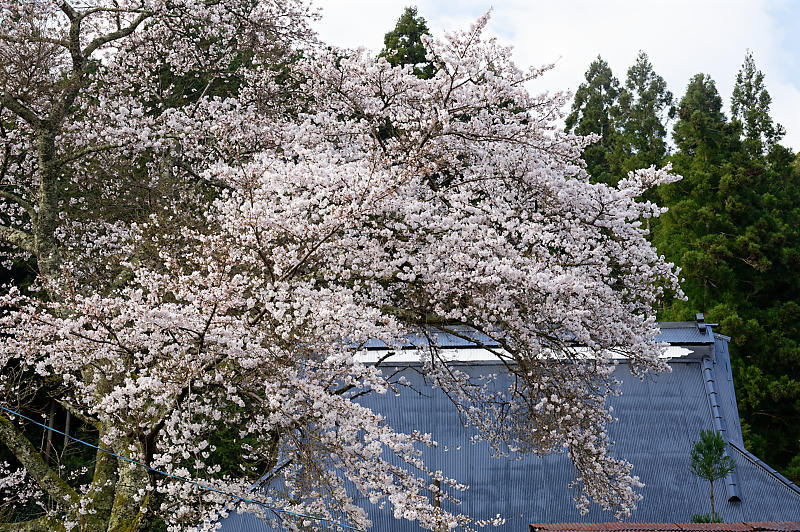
311, 0, 800, 151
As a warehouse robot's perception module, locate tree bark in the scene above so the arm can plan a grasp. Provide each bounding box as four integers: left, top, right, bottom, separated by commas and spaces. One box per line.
106, 438, 153, 532
33, 130, 63, 282
43, 402, 56, 462
0, 416, 78, 506
74, 424, 117, 532
710, 480, 715, 520
0, 516, 65, 532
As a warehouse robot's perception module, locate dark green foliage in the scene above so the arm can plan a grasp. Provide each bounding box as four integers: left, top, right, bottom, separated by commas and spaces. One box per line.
690, 429, 736, 519
565, 56, 621, 183
379, 7, 435, 79
654, 66, 800, 483
610, 51, 675, 178
731, 51, 786, 155
652, 74, 742, 313
671, 74, 731, 160
691, 513, 723, 523
690, 429, 736, 482
568, 51, 800, 484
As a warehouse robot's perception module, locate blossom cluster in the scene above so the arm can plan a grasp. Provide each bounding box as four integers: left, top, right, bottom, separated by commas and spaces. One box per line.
0, 2, 681, 529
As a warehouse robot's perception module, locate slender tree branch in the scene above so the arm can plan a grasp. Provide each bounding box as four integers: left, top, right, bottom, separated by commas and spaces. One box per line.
57, 142, 125, 165
0, 414, 79, 507
55, 398, 100, 429
78, 7, 153, 21
0, 34, 70, 48
82, 11, 153, 58
0, 189, 34, 218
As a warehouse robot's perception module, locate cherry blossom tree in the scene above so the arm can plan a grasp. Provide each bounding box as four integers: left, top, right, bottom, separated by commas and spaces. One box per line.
0, 2, 681, 530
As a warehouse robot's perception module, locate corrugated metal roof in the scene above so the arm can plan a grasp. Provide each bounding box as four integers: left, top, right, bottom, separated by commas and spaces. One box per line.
654, 323, 714, 345
363, 325, 501, 350
339, 361, 800, 530
529, 523, 800, 532
218, 326, 800, 531
362, 322, 713, 351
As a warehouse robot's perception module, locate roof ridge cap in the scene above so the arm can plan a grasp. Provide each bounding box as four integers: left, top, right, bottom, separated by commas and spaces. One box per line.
727, 440, 800, 498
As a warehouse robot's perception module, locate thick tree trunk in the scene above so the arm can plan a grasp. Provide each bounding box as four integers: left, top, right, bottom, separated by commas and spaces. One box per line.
33, 130, 63, 282
107, 439, 154, 532
2, 11, 160, 530
80, 425, 117, 532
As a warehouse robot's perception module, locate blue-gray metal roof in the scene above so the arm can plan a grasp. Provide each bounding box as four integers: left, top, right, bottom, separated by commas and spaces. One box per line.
363, 322, 714, 351
655, 322, 715, 345
218, 325, 800, 531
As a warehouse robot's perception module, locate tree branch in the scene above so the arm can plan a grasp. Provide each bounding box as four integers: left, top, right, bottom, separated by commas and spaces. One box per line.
57, 142, 125, 165
0, 93, 42, 129
0, 34, 70, 48
83, 11, 153, 58
0, 415, 79, 507
0, 225, 34, 253
77, 6, 151, 21
0, 189, 34, 218
55, 398, 100, 429
0, 516, 65, 532
58, 1, 79, 22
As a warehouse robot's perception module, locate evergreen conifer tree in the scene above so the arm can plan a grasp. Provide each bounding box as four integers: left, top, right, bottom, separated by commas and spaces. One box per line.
690, 429, 736, 521
610, 51, 675, 176
379, 6, 434, 79
565, 56, 621, 183
653, 74, 741, 314
731, 51, 786, 155
655, 71, 800, 483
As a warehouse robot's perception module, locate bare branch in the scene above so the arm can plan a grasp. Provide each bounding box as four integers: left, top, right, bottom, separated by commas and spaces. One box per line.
83, 11, 153, 58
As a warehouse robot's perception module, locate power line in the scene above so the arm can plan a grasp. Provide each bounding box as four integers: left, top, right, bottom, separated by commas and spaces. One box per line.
0, 404, 360, 531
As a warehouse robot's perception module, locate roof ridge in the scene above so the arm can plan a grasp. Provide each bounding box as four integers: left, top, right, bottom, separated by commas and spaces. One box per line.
727, 440, 800, 498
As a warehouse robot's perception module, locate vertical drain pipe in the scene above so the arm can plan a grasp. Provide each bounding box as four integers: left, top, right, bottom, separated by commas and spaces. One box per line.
701, 356, 741, 502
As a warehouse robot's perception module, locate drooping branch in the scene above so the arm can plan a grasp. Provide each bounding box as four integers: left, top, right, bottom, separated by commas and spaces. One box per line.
0, 414, 79, 507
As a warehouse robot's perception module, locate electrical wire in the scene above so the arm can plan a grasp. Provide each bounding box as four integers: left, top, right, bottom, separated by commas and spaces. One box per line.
0, 404, 360, 531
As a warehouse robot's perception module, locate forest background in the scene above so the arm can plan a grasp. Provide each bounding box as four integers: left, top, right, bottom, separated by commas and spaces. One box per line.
0, 1, 798, 529
379, 6, 800, 484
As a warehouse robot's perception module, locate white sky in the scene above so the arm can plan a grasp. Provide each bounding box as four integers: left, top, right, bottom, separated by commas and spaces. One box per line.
311, 0, 800, 151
